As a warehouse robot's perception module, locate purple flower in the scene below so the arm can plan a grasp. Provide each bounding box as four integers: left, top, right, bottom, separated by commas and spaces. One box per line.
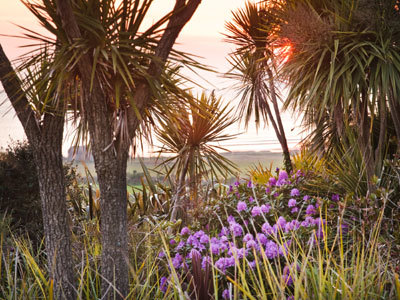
277, 216, 287, 228
273, 192, 280, 198
301, 216, 314, 227
249, 196, 255, 203
256, 233, 268, 245
246, 240, 258, 249
303, 195, 310, 201
227, 215, 236, 223
277, 170, 288, 185
249, 260, 256, 269
176, 241, 185, 251
200, 234, 210, 244
158, 251, 165, 258
172, 253, 183, 269
237, 201, 247, 212
215, 257, 226, 271
288, 198, 297, 207
278, 170, 288, 181
234, 180, 240, 187
160, 276, 168, 293
290, 188, 300, 197
251, 206, 262, 217
243, 233, 254, 243
265, 187, 271, 193
262, 222, 273, 235
291, 207, 299, 214
332, 194, 340, 202
279, 240, 291, 256
261, 204, 271, 213
210, 242, 220, 255
169, 239, 176, 245
187, 235, 198, 246
194, 230, 205, 239
269, 177, 277, 186
225, 256, 236, 267
202, 256, 211, 269
220, 226, 229, 236
228, 185, 233, 194
180, 227, 190, 236
290, 219, 301, 230
230, 223, 243, 237
247, 180, 254, 188
222, 288, 231, 299
306, 204, 316, 215
265, 241, 279, 259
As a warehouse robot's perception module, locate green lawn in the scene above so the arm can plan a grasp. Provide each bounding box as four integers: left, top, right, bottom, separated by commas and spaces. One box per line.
69, 150, 284, 181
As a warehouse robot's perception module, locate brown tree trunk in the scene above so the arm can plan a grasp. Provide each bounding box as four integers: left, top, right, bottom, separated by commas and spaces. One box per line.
170, 153, 190, 223
266, 67, 293, 173
358, 93, 376, 192
388, 87, 400, 149
95, 150, 129, 299
32, 113, 75, 299
54, 1, 201, 298
0, 44, 75, 299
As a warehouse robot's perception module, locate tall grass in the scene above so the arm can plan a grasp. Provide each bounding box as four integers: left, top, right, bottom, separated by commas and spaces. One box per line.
0, 213, 399, 299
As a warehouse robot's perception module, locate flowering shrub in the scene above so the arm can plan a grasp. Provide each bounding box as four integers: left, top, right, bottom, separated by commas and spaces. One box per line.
159, 169, 343, 298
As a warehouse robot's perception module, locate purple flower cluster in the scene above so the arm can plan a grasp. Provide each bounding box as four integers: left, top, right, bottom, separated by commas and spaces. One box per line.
160, 169, 335, 298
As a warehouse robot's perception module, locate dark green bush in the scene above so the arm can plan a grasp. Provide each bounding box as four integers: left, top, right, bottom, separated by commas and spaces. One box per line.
0, 141, 42, 243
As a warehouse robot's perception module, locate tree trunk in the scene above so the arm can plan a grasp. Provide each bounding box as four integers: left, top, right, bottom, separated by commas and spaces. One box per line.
54, 1, 201, 297
170, 154, 190, 223
388, 87, 400, 149
0, 44, 75, 299
266, 67, 293, 173
358, 93, 375, 192
32, 113, 75, 299
94, 151, 129, 299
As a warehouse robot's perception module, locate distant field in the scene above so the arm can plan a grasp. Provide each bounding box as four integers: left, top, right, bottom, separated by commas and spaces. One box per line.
69, 150, 284, 179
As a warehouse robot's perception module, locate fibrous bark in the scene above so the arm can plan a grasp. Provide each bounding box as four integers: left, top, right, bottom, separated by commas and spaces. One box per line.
54, 1, 201, 298
0, 44, 75, 299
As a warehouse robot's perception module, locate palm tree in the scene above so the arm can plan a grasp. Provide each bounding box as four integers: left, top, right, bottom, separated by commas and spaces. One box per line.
0, 46, 75, 298
155, 92, 239, 222
224, 1, 293, 173
278, 0, 400, 189
15, 0, 201, 298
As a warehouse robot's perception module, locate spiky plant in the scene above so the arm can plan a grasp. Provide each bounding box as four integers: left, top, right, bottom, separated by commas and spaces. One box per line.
224, 1, 293, 173
155, 92, 239, 221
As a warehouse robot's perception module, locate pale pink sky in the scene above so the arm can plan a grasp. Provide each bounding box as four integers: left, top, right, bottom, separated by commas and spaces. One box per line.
0, 0, 302, 155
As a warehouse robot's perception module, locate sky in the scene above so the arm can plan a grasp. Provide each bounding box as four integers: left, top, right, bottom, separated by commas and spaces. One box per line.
0, 0, 303, 156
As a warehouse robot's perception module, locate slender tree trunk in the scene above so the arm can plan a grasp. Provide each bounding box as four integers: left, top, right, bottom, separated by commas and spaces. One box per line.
32, 113, 75, 299
358, 93, 375, 191
388, 87, 400, 149
170, 154, 190, 223
266, 67, 293, 173
374, 96, 387, 174
0, 44, 75, 299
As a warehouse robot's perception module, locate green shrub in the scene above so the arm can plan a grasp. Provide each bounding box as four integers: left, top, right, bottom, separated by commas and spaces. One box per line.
0, 141, 42, 244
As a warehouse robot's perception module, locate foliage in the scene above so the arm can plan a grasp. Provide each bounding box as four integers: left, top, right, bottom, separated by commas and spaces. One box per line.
277, 0, 400, 183
156, 92, 239, 183
0, 141, 88, 245
0, 162, 399, 299
0, 141, 42, 244
224, 1, 293, 172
